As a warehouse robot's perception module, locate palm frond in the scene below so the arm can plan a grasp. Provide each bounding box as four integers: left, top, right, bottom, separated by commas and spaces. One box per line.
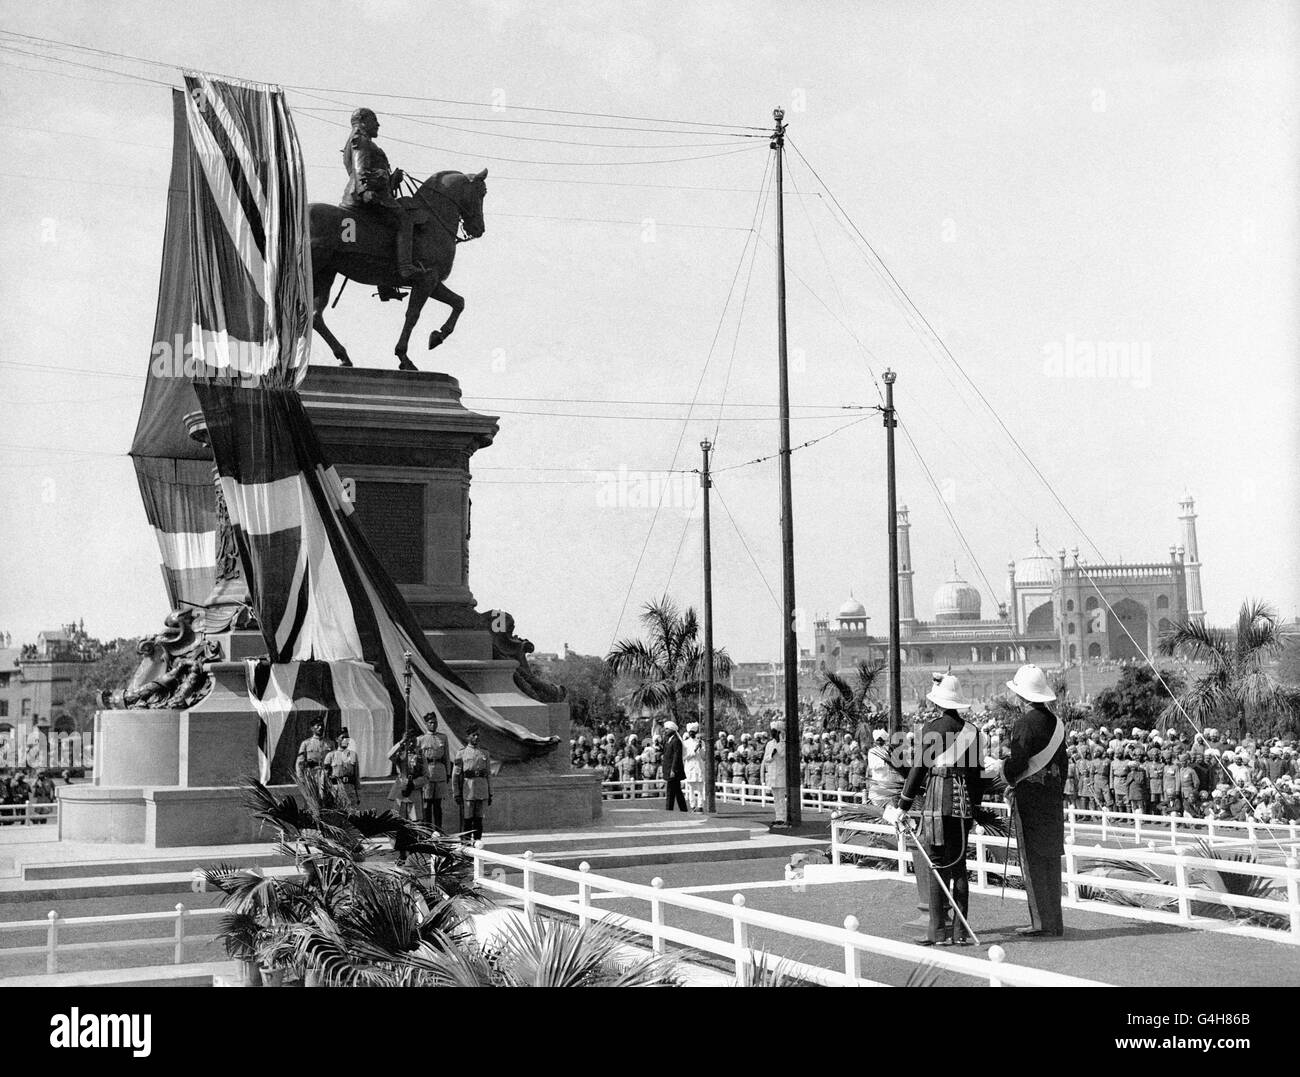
820, 670, 853, 701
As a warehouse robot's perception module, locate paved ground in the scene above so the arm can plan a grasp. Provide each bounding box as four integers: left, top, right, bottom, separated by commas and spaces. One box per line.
510, 857, 1300, 987
0, 889, 227, 979
3, 800, 1296, 986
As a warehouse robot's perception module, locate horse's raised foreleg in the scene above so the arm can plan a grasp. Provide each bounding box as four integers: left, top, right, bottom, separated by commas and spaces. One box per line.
312, 272, 352, 366
395, 278, 430, 371
427, 281, 465, 350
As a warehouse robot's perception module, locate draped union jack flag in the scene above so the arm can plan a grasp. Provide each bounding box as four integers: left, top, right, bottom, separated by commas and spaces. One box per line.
177, 75, 555, 774
182, 72, 313, 387
194, 383, 557, 767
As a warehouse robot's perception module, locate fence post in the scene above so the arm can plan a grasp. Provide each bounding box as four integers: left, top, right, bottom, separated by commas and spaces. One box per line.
1064, 847, 1078, 902
1133, 811, 1142, 845
472, 840, 484, 881
1207, 818, 1216, 843
731, 894, 751, 985
842, 915, 861, 985
974, 828, 988, 889
987, 944, 1005, 987
522, 851, 536, 920
650, 877, 665, 955
1067, 805, 1076, 845
831, 820, 841, 867
1246, 817, 1256, 846
1286, 857, 1299, 940
578, 862, 591, 930
1100, 808, 1108, 841
174, 903, 187, 965
896, 828, 908, 877
1174, 850, 1191, 923
46, 910, 59, 975
1170, 815, 1177, 844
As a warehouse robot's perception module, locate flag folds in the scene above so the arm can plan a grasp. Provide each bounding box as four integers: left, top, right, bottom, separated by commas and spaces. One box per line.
247, 658, 392, 783
155, 73, 554, 772
182, 72, 313, 388
194, 382, 556, 764
131, 92, 219, 615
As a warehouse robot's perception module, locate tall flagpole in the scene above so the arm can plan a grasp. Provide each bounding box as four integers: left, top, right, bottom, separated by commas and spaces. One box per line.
772, 107, 801, 827
700, 438, 717, 813
883, 370, 902, 735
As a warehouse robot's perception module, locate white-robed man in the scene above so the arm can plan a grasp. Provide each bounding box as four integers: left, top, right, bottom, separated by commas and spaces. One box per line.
682, 721, 705, 811
762, 720, 788, 828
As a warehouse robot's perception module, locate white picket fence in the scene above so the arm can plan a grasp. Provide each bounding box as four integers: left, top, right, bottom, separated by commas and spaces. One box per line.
601, 780, 1298, 851
0, 904, 224, 974
601, 780, 867, 813
830, 816, 1300, 943
465, 844, 1103, 987
0, 802, 57, 827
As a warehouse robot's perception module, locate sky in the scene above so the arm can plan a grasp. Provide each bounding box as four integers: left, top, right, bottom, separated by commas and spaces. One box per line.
0, 0, 1296, 663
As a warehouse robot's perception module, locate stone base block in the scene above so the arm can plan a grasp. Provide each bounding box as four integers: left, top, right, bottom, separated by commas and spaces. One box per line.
59, 772, 603, 847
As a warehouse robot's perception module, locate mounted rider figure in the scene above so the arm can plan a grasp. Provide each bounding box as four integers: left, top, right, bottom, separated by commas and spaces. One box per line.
341, 107, 425, 292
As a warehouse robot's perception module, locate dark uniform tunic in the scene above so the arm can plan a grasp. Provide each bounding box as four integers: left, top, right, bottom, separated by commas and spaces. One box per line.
899, 712, 985, 944
1004, 702, 1068, 936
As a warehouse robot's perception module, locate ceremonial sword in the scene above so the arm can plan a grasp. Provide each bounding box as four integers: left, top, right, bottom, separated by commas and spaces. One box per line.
891, 814, 983, 947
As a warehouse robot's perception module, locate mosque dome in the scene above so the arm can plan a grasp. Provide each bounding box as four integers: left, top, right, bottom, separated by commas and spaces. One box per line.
837, 594, 867, 620
933, 565, 981, 622
1013, 531, 1058, 587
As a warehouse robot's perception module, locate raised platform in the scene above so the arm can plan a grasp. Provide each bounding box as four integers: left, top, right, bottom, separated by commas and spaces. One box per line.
3, 805, 822, 904
58, 770, 602, 848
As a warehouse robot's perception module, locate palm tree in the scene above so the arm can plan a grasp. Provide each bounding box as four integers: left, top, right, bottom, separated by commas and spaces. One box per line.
206, 775, 485, 985
1157, 600, 1300, 739
403, 911, 684, 987
818, 658, 885, 733
605, 596, 747, 730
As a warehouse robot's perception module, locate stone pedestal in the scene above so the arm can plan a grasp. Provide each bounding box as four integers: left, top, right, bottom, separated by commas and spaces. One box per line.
62, 366, 600, 846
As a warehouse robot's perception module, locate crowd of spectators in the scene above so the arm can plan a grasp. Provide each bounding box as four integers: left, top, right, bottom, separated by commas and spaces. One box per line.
0, 768, 61, 823
1060, 725, 1298, 823
571, 709, 1299, 824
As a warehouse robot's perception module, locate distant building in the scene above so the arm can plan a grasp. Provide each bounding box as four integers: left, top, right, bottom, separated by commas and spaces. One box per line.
815, 497, 1206, 681
0, 620, 105, 735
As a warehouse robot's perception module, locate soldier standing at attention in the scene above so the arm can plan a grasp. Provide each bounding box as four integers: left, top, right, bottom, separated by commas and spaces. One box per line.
387, 731, 425, 823
998, 665, 1068, 939
1125, 745, 1150, 817
1111, 747, 1130, 814
296, 718, 329, 796
454, 726, 493, 841
1093, 746, 1111, 811
325, 729, 361, 811
416, 719, 452, 832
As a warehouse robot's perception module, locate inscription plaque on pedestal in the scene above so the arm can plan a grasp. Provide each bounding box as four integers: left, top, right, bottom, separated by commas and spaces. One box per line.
353, 480, 425, 584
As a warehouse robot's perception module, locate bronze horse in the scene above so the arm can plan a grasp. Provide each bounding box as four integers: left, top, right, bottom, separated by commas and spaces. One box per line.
309, 169, 487, 370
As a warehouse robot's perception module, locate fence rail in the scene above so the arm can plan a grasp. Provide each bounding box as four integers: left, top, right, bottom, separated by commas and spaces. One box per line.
600, 780, 1299, 848
0, 802, 58, 827
0, 905, 222, 974
830, 817, 1300, 943
466, 844, 1102, 987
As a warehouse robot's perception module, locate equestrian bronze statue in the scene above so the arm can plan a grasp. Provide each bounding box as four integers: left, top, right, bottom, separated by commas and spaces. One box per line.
310, 107, 487, 370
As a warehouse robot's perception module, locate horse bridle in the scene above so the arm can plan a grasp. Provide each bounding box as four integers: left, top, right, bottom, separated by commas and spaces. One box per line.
408, 179, 480, 245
